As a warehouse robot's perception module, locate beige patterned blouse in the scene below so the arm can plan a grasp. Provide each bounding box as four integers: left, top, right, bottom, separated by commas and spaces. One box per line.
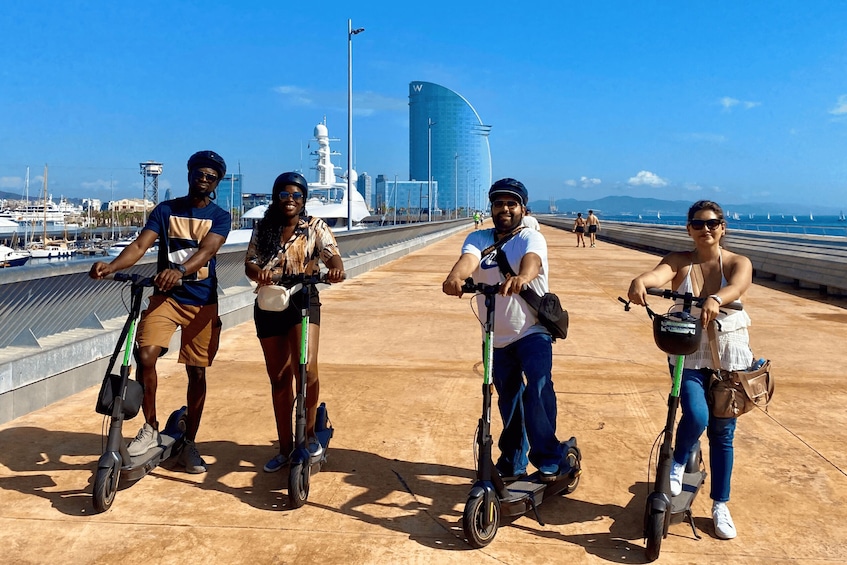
246, 216, 340, 276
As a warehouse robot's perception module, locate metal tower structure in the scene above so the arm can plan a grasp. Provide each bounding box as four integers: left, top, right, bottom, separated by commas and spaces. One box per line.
139, 161, 163, 225
139, 161, 163, 205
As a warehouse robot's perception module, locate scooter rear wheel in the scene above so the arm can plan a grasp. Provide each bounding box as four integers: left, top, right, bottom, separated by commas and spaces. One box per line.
287, 461, 310, 508
462, 492, 500, 548
644, 509, 665, 562
93, 462, 118, 513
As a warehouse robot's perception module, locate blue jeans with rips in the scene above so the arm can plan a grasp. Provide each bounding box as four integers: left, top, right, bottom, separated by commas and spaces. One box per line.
673, 367, 736, 502
492, 332, 563, 475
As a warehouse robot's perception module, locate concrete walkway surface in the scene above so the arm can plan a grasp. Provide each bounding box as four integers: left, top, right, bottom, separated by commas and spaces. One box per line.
0, 225, 845, 564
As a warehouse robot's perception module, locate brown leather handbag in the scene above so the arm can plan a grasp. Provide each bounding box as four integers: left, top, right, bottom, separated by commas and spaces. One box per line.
707, 323, 775, 418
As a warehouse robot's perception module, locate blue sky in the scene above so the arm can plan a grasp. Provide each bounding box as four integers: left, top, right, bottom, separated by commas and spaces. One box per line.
1, 1, 846, 210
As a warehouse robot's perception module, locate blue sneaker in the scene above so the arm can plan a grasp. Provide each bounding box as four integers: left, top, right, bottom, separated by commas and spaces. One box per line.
263, 452, 289, 473
539, 463, 561, 483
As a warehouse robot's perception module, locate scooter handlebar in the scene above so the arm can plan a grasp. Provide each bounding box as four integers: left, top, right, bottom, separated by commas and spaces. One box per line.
271, 272, 336, 287
646, 288, 742, 310
102, 272, 182, 287
461, 278, 501, 295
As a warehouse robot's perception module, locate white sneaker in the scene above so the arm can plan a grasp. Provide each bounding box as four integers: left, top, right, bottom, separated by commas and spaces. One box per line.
308, 437, 324, 459
712, 501, 737, 539
127, 423, 161, 457
670, 460, 685, 496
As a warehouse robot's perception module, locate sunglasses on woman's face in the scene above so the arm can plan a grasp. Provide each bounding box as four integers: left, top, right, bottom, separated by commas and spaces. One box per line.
689, 219, 723, 230
278, 192, 304, 201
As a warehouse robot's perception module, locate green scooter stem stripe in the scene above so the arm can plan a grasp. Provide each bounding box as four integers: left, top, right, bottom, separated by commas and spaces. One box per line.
300, 314, 310, 365
122, 319, 138, 367
483, 331, 494, 386
671, 354, 684, 397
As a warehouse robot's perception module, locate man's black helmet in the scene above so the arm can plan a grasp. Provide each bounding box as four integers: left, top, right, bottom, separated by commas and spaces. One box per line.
273, 171, 309, 200
652, 311, 702, 356
489, 178, 528, 206
187, 150, 226, 179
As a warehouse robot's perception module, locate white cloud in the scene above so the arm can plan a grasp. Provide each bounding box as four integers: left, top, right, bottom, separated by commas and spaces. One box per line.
80, 179, 114, 191
719, 96, 760, 111
564, 177, 601, 188
0, 176, 22, 189
829, 95, 847, 115
628, 170, 668, 187
274, 85, 314, 106
274, 85, 406, 116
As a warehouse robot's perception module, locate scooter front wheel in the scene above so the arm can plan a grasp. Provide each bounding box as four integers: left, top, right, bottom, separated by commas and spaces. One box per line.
562, 448, 582, 494
287, 461, 310, 508
93, 462, 118, 513
462, 492, 500, 548
644, 509, 665, 562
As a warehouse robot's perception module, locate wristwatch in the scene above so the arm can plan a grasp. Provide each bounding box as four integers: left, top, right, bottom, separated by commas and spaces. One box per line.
708, 294, 722, 305
175, 264, 187, 276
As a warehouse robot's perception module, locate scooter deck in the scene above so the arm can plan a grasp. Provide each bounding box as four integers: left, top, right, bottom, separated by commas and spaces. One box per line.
499, 471, 576, 517
670, 469, 707, 519
122, 434, 182, 481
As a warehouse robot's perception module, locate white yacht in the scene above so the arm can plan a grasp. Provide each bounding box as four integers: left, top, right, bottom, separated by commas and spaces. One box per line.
226, 120, 371, 245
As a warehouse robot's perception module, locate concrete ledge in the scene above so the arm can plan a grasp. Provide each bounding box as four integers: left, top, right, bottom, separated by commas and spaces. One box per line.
0, 223, 469, 424
539, 216, 847, 296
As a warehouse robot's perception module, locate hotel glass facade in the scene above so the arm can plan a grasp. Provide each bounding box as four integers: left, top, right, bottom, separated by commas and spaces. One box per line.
409, 81, 492, 215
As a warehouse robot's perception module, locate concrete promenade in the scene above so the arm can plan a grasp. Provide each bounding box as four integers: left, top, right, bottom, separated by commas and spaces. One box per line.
0, 225, 845, 564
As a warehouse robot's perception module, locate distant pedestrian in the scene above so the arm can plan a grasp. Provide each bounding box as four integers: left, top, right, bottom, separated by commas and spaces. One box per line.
473, 211, 481, 229
573, 213, 586, 247
88, 150, 232, 474
521, 208, 541, 231
587, 210, 600, 247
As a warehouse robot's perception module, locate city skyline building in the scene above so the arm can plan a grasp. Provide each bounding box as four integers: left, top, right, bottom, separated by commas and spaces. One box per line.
409, 81, 492, 217
215, 173, 244, 220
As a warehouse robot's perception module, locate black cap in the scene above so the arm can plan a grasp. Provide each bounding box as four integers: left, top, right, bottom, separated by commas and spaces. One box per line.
187, 150, 226, 179
489, 178, 528, 206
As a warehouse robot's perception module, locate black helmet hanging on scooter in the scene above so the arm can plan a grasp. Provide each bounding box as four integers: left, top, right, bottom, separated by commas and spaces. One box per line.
652, 311, 702, 355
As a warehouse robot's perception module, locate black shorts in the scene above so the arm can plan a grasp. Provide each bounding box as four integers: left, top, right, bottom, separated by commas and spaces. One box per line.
575, 226, 585, 233
254, 286, 321, 339
588, 225, 598, 233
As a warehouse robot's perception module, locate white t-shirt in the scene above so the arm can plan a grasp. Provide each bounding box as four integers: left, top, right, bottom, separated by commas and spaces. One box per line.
521, 215, 541, 231
461, 228, 550, 347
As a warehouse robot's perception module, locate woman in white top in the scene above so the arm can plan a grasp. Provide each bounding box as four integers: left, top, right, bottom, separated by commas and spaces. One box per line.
627, 200, 753, 540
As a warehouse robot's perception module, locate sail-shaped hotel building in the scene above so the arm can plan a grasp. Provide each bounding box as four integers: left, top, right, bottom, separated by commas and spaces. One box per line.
409, 81, 492, 216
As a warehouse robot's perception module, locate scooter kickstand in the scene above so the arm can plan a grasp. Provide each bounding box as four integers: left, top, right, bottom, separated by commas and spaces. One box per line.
528, 493, 545, 526
684, 509, 701, 540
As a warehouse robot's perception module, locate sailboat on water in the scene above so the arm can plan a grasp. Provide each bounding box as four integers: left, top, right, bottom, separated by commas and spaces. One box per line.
26, 165, 76, 259
839, 211, 846, 222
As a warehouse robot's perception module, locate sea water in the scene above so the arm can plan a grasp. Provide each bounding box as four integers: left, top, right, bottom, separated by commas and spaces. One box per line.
598, 214, 847, 238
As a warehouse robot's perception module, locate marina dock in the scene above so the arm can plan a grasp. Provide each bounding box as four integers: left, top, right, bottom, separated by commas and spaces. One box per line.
0, 225, 844, 564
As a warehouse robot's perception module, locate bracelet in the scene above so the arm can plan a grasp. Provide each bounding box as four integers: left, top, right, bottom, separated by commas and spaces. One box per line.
708, 294, 722, 305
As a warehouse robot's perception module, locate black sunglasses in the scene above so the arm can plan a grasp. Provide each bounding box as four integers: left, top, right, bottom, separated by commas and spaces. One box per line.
492, 200, 520, 209
193, 171, 219, 182
278, 192, 304, 201
689, 219, 723, 230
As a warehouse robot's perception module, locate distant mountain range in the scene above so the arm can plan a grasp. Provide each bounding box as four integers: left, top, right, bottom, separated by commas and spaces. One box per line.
0, 189, 88, 206
529, 195, 843, 217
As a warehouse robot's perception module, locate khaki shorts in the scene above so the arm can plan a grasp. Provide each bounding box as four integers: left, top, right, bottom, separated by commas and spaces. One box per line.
137, 294, 222, 367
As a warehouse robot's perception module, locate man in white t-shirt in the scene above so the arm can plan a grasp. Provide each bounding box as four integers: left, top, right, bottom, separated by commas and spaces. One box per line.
442, 178, 570, 481
521, 208, 540, 231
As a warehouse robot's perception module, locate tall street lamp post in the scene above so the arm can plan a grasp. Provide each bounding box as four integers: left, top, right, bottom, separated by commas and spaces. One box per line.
427, 118, 435, 222
347, 19, 365, 231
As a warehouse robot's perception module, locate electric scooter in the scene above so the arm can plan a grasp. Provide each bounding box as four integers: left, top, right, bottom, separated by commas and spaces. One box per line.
275, 272, 336, 509
619, 288, 741, 561
460, 278, 582, 548
92, 272, 187, 513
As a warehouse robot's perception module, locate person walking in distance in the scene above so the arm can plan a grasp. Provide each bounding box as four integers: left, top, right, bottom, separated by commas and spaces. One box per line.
89, 150, 231, 474
573, 212, 587, 247
587, 210, 600, 247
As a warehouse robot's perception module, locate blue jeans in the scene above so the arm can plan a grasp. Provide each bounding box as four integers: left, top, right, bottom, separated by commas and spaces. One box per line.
492, 332, 563, 474
673, 367, 736, 502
